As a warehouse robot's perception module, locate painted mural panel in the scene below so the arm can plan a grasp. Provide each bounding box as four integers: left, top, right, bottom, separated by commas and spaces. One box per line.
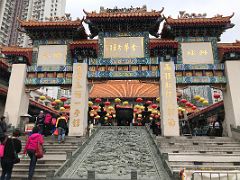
37, 45, 67, 65
181, 42, 214, 64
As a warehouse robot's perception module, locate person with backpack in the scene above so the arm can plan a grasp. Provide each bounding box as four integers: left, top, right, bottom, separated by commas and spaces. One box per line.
24, 127, 44, 180
56, 113, 67, 144
0, 129, 22, 180
44, 113, 52, 136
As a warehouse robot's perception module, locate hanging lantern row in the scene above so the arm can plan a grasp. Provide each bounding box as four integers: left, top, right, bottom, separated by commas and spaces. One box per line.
194, 95, 209, 106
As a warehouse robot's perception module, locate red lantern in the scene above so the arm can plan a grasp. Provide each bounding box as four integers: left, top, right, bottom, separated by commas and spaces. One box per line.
136, 98, 143, 103
116, 104, 120, 108
213, 93, 220, 99
152, 104, 158, 109
192, 106, 197, 110
151, 104, 158, 109
64, 104, 70, 109
186, 102, 191, 107
60, 97, 67, 102
92, 105, 99, 110
146, 100, 152, 105
155, 115, 160, 119
104, 101, 111, 106
180, 99, 187, 103
51, 101, 57, 106
95, 98, 102, 103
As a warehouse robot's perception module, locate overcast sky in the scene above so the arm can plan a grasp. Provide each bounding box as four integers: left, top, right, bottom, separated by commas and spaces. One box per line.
66, 0, 240, 42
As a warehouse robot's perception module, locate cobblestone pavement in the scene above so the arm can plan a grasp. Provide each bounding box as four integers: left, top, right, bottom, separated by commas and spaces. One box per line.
62, 127, 171, 180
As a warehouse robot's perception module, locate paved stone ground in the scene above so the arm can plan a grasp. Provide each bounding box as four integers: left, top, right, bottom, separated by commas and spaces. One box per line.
62, 127, 171, 180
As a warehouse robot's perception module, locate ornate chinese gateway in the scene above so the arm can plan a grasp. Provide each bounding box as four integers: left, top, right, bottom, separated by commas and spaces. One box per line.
0, 6, 240, 137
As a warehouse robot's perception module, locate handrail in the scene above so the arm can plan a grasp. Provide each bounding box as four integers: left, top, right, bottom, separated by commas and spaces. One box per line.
192, 170, 240, 180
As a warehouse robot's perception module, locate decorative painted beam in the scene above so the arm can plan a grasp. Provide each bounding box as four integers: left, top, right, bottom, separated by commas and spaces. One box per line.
176, 76, 227, 84
25, 78, 72, 85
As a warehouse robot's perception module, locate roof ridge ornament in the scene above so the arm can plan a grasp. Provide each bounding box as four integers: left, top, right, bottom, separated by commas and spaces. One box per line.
98, 5, 148, 13
178, 11, 207, 19
45, 13, 72, 22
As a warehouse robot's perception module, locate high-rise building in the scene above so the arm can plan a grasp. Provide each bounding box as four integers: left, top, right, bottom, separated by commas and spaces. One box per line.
22, 0, 66, 46
0, 0, 66, 46
0, 0, 16, 46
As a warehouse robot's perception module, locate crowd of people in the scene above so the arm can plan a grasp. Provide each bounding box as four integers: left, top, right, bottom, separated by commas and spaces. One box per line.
0, 110, 69, 180
0, 107, 224, 179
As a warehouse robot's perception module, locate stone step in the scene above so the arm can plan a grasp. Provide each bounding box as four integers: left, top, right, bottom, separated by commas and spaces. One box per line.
15, 163, 62, 168
167, 153, 240, 162
168, 161, 240, 166
170, 165, 240, 171
159, 142, 240, 146
157, 140, 238, 144
43, 149, 77, 153
161, 149, 240, 154
8, 174, 46, 180
17, 159, 65, 164
21, 144, 79, 149
160, 144, 240, 151
157, 136, 234, 141
0, 169, 55, 176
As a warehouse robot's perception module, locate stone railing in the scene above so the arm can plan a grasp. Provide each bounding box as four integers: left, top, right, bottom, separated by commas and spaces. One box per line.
191, 170, 240, 180
231, 125, 240, 141
51, 127, 100, 179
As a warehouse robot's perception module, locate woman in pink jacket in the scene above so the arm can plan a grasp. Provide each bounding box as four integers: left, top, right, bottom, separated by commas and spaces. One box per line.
24, 127, 44, 180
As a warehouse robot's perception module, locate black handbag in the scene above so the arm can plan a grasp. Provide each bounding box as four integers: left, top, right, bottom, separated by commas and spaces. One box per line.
11, 139, 20, 164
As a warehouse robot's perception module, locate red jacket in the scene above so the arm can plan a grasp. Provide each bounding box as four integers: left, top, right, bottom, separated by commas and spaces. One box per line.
24, 133, 44, 153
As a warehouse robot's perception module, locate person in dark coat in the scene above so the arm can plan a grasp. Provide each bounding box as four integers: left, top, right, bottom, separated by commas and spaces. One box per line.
36, 111, 45, 134
0, 116, 7, 133
0, 129, 22, 180
98, 104, 107, 125
142, 104, 151, 126
151, 119, 158, 135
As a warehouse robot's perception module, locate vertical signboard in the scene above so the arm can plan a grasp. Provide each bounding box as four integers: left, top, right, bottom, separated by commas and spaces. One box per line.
160, 62, 180, 136
69, 63, 88, 136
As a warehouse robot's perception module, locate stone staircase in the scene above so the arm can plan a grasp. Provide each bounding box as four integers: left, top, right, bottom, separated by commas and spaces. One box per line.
0, 135, 85, 180
156, 136, 240, 179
